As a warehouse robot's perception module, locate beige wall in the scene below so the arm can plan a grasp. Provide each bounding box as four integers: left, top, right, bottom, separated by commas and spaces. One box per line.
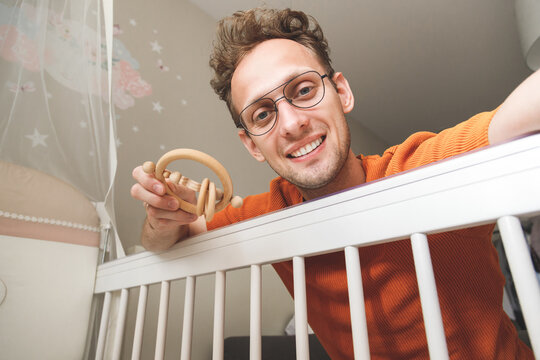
112, 1, 388, 358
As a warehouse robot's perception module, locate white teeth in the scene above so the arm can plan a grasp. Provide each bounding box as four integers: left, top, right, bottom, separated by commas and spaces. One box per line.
290, 137, 323, 158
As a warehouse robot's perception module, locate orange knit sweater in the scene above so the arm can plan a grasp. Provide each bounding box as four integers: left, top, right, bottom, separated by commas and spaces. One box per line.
208, 110, 533, 359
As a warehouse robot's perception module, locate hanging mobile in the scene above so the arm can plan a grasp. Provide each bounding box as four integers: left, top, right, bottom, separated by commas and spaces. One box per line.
142, 149, 243, 222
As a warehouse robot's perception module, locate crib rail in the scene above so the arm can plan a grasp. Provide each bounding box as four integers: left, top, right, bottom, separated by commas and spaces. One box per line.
94, 133, 540, 359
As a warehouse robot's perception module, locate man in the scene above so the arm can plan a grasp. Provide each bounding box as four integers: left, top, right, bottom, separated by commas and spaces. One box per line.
131, 8, 539, 359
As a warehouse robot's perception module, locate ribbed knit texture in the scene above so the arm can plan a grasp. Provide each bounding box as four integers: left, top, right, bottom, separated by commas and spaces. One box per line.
208, 109, 533, 359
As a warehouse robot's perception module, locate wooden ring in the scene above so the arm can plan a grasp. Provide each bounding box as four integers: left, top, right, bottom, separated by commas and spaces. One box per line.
205, 181, 216, 222
154, 149, 234, 215
197, 178, 209, 216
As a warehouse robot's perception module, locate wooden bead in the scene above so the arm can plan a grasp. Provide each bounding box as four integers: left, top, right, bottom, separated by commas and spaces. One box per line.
142, 161, 155, 174
231, 196, 243, 208
169, 171, 181, 184
163, 170, 171, 178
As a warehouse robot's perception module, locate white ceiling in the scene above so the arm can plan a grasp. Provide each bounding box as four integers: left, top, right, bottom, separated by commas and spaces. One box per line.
189, 0, 532, 145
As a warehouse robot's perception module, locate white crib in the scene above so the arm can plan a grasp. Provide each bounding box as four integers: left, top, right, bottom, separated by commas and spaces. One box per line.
94, 133, 540, 360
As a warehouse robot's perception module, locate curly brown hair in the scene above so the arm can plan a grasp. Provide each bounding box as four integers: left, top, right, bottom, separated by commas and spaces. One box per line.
209, 8, 335, 126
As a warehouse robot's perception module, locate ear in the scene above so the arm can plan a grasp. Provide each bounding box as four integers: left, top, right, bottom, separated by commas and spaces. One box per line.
332, 72, 355, 114
238, 130, 266, 162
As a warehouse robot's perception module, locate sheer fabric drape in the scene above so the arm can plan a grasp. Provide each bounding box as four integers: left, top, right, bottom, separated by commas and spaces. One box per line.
0, 0, 115, 205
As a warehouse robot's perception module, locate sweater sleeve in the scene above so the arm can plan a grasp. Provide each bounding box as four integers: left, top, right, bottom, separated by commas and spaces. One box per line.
206, 192, 269, 231
207, 177, 302, 231
364, 109, 496, 179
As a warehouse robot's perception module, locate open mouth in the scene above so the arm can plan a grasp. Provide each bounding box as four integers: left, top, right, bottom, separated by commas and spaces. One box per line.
287, 136, 325, 158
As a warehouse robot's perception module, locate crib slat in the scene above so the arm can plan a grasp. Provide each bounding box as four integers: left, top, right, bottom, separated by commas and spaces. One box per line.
111, 288, 129, 360
250, 265, 262, 360
212, 270, 226, 360
293, 256, 309, 360
155, 281, 170, 360
180, 276, 196, 360
344, 246, 370, 359
95, 291, 112, 360
131, 285, 148, 360
410, 233, 449, 360
497, 216, 540, 357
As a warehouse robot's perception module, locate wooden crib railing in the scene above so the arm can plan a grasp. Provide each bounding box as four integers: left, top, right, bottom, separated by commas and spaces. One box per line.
93, 133, 540, 360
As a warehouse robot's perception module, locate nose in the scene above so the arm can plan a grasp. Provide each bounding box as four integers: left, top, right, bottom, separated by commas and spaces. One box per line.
275, 98, 309, 136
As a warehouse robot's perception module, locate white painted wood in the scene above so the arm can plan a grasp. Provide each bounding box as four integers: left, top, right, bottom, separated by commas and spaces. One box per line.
212, 271, 226, 360
155, 281, 170, 360
497, 216, 540, 357
411, 233, 449, 360
93, 134, 540, 358
344, 246, 370, 360
180, 276, 196, 360
112, 288, 129, 360
95, 291, 112, 360
95, 134, 540, 293
293, 256, 309, 360
250, 265, 262, 360
131, 285, 148, 360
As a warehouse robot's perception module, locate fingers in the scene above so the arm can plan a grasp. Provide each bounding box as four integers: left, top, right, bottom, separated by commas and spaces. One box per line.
132, 165, 165, 195
167, 181, 197, 204
131, 183, 179, 210
145, 203, 198, 226
131, 165, 199, 227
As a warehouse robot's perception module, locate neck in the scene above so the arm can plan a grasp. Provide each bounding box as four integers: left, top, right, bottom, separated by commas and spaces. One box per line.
298, 149, 366, 201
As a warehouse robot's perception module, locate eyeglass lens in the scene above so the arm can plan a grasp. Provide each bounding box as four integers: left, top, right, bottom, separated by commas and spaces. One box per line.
240, 71, 325, 136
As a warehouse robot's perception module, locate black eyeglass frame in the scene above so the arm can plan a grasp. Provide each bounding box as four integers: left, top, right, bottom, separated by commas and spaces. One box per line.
236, 70, 328, 136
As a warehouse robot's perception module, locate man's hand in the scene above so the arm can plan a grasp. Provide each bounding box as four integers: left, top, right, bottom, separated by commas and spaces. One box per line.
131, 165, 206, 251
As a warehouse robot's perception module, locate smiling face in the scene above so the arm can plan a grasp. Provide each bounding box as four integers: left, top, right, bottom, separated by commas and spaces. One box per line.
231, 39, 357, 196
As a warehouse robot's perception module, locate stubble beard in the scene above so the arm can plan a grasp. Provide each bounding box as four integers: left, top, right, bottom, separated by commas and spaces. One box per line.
269, 131, 351, 190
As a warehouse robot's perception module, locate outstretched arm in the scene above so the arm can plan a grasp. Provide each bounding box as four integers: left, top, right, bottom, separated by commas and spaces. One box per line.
488, 69, 540, 144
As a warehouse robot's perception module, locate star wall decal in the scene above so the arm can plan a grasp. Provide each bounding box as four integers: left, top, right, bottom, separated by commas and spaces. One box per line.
25, 128, 48, 148
129, 19, 137, 26
150, 40, 163, 54
152, 101, 163, 113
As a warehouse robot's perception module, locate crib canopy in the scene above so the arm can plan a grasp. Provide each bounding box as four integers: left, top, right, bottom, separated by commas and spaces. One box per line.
0, 0, 115, 205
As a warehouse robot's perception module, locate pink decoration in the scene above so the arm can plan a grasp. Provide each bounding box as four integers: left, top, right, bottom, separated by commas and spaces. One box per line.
108, 60, 152, 109
0, 25, 40, 72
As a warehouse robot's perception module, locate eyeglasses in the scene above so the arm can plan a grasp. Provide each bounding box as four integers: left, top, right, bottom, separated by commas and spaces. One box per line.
237, 70, 328, 136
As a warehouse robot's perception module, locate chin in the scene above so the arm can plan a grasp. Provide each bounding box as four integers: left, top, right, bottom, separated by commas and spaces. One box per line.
285, 168, 338, 190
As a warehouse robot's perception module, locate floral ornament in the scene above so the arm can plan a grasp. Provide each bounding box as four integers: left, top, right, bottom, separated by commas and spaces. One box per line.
0, 25, 41, 71
107, 60, 152, 110
157, 59, 169, 72
6, 80, 36, 93
113, 24, 123, 36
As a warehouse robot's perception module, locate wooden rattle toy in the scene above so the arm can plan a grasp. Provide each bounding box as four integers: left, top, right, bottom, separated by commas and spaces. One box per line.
142, 149, 243, 222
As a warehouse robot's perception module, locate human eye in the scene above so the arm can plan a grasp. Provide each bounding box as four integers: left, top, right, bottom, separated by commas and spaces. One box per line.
250, 104, 275, 126
298, 85, 313, 96
287, 79, 317, 101
254, 109, 270, 122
